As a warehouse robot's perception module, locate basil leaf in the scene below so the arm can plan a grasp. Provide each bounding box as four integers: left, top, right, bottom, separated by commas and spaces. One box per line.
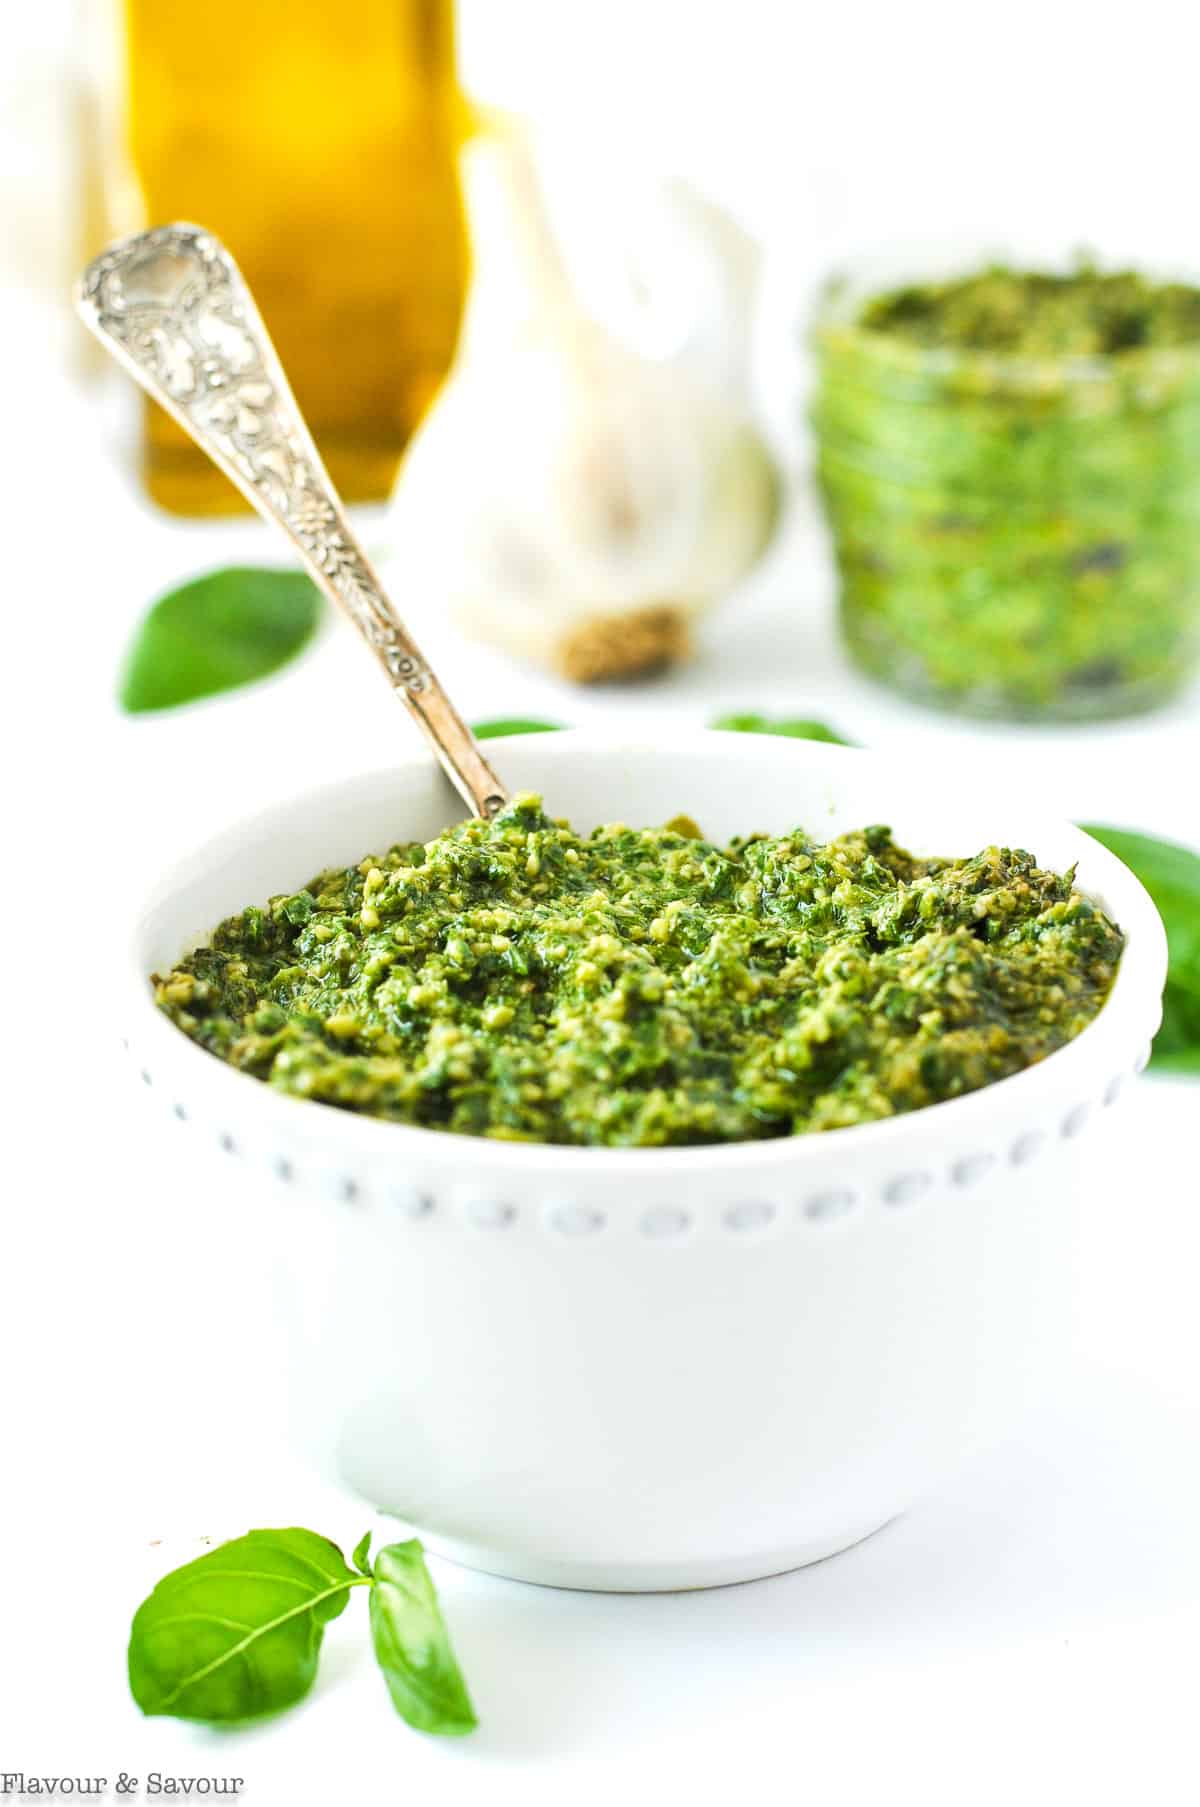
351, 1530, 374, 1577
1154, 983, 1200, 1070
120, 567, 321, 713
1081, 824, 1200, 1074
472, 717, 563, 739
368, 1540, 477, 1736
128, 1527, 364, 1724
711, 712, 854, 746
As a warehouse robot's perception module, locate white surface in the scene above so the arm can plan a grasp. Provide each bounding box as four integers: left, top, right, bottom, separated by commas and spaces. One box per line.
3, 3, 1200, 1796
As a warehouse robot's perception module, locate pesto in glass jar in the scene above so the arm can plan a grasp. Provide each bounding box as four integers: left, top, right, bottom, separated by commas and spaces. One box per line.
155, 795, 1124, 1148
812, 264, 1200, 719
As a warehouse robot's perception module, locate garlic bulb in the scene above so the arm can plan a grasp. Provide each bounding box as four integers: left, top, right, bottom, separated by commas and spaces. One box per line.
387, 124, 781, 682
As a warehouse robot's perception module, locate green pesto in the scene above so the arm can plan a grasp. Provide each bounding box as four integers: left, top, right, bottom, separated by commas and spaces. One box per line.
857, 267, 1200, 358
812, 265, 1200, 720
155, 796, 1124, 1148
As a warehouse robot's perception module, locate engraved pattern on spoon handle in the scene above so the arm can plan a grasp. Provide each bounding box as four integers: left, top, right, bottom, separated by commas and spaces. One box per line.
76, 222, 509, 820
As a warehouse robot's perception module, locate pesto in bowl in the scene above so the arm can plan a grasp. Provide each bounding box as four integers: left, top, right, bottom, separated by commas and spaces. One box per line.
154, 792, 1124, 1148
812, 264, 1200, 720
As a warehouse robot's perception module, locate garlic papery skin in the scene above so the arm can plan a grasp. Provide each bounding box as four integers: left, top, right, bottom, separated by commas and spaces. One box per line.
386, 122, 782, 682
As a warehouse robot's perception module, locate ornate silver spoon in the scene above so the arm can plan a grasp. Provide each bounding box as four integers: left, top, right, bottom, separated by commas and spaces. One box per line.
76, 223, 510, 821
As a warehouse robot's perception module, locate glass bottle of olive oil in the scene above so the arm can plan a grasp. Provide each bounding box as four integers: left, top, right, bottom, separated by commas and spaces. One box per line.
120, 0, 469, 513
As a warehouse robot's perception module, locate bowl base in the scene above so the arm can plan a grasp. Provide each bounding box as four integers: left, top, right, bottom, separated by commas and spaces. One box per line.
403, 1514, 899, 1593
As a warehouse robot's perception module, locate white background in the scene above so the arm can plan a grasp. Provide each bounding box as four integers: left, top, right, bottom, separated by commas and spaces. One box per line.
2, 5, 1199, 1804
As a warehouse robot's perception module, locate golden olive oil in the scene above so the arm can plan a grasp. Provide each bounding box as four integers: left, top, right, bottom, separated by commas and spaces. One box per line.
121, 0, 468, 513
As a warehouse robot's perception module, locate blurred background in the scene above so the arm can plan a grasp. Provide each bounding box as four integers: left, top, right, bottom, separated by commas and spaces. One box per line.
3, 0, 1198, 849
16, 0, 1200, 328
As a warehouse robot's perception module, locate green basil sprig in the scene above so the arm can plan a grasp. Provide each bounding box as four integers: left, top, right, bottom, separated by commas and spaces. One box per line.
129, 1527, 476, 1734
120, 567, 321, 713
470, 714, 855, 743
711, 712, 854, 745
472, 716, 563, 739
367, 1538, 478, 1735
1081, 824, 1200, 1074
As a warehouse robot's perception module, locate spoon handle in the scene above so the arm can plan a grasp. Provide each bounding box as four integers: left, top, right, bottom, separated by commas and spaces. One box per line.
76, 222, 510, 821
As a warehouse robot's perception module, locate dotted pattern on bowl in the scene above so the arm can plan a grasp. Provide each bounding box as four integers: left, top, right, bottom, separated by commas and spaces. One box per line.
126, 1032, 1151, 1242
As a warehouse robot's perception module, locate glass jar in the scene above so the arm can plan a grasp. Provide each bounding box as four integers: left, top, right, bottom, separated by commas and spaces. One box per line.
811, 262, 1200, 720
109, 0, 469, 514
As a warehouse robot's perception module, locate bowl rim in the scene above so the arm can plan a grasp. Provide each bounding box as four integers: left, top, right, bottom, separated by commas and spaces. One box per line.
126, 729, 1168, 1179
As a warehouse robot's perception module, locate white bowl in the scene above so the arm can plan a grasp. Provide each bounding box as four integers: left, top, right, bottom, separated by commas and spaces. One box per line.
128, 731, 1167, 1590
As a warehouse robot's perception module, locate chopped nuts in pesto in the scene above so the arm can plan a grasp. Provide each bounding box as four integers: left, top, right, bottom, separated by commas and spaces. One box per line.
813, 264, 1200, 720
154, 795, 1124, 1147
